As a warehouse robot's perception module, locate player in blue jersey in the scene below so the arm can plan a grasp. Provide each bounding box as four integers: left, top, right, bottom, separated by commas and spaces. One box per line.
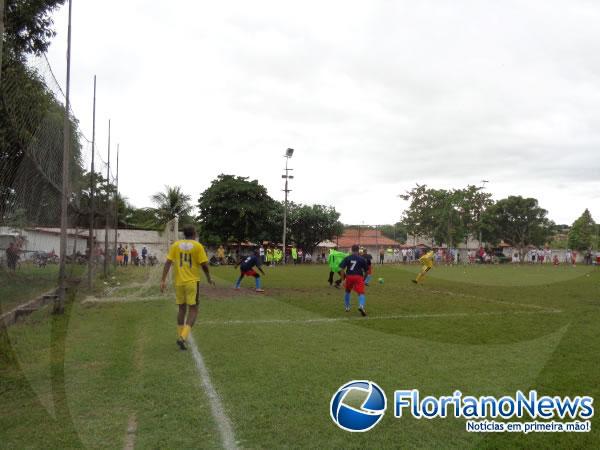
234, 249, 266, 292
339, 244, 369, 316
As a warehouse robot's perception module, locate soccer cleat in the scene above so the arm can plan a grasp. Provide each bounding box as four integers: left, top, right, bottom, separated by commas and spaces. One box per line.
411, 279, 418, 284
345, 307, 350, 312
176, 339, 187, 351
358, 306, 367, 317
234, 286, 241, 290
255, 288, 265, 293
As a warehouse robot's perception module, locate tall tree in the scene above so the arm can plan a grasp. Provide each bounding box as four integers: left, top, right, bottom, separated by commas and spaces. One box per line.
197, 175, 277, 244
568, 209, 596, 251
482, 196, 553, 259
400, 185, 469, 247
379, 222, 407, 243
150, 185, 192, 226
3, 0, 66, 56
1, 0, 83, 228
287, 203, 343, 252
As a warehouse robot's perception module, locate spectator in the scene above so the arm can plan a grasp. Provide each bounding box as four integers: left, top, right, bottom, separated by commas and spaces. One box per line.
379, 248, 385, 264
298, 248, 304, 263
131, 245, 139, 265
141, 246, 148, 264
544, 248, 552, 264
217, 245, 225, 264
123, 245, 130, 266
291, 246, 298, 265
6, 242, 20, 271
117, 244, 124, 266
565, 249, 572, 264
259, 245, 265, 264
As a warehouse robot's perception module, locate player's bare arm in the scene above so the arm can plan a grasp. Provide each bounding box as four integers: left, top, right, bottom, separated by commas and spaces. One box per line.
201, 262, 216, 286
160, 259, 172, 292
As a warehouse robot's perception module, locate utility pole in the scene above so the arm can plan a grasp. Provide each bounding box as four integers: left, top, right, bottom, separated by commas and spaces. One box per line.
478, 179, 489, 247
56, 0, 73, 314
281, 148, 294, 264
0, 0, 5, 88
113, 145, 119, 267
103, 120, 111, 277
87, 76, 97, 290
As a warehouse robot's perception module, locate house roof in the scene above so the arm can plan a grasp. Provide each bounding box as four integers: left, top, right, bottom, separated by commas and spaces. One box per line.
335, 228, 402, 248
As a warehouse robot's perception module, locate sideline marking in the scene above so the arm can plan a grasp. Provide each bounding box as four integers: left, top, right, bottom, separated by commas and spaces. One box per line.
199, 309, 562, 326
123, 413, 137, 450
189, 335, 238, 450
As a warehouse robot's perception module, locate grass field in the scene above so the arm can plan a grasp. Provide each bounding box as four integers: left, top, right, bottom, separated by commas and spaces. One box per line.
1, 263, 599, 449
0, 265, 61, 314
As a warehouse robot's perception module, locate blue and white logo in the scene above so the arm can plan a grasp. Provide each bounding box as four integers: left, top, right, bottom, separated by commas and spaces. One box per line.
330, 380, 387, 432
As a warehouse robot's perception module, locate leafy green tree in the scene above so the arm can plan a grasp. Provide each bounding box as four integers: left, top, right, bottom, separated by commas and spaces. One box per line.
482, 196, 552, 259
197, 175, 277, 244
3, 0, 66, 56
400, 185, 469, 247
400, 184, 494, 247
568, 209, 596, 251
1, 1, 84, 228
150, 185, 193, 227
287, 203, 343, 252
379, 223, 407, 243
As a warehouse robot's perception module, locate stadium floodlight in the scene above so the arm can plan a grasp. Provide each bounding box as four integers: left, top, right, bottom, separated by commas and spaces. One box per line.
282, 148, 295, 264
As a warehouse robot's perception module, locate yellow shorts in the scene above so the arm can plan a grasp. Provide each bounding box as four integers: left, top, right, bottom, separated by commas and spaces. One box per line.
422, 263, 433, 271
175, 282, 200, 306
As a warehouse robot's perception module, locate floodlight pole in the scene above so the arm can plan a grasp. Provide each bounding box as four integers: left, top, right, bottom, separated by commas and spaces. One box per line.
281, 148, 294, 264
103, 120, 111, 277
0, 0, 5, 88
87, 75, 97, 290
478, 179, 489, 247
113, 144, 119, 267
57, 0, 73, 314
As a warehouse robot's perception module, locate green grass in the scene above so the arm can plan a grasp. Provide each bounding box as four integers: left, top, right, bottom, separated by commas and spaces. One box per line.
0, 264, 61, 313
1, 263, 599, 448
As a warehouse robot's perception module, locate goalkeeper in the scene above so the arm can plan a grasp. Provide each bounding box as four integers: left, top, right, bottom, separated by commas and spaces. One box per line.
412, 248, 435, 284
328, 248, 348, 288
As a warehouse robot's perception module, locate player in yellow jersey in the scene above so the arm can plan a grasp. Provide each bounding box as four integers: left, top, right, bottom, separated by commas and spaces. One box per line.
412, 248, 434, 284
160, 225, 215, 350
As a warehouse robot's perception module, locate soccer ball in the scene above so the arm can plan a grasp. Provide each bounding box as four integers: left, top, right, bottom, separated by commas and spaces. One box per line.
378, 277, 384, 284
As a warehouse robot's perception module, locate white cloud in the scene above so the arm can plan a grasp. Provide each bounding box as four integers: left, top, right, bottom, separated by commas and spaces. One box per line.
46, 0, 600, 225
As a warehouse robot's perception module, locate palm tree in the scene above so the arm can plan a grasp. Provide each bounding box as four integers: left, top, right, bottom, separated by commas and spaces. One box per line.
150, 185, 192, 226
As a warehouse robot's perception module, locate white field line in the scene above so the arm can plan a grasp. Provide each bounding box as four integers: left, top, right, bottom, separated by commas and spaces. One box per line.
189, 335, 238, 450
427, 289, 562, 313
123, 413, 137, 450
199, 309, 562, 326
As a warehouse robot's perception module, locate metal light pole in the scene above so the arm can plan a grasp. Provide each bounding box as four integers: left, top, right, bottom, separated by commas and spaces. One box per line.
57, 0, 73, 314
103, 120, 111, 277
478, 179, 489, 247
87, 76, 97, 290
281, 148, 294, 264
113, 144, 119, 267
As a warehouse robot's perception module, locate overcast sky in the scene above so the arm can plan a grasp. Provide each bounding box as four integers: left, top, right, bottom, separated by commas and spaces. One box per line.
45, 0, 599, 225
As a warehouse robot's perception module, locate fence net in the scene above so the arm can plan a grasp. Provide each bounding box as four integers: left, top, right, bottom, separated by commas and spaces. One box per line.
1, 52, 117, 316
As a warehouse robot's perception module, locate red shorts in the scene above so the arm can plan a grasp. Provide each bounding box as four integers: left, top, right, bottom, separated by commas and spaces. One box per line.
345, 275, 365, 294
243, 269, 258, 277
